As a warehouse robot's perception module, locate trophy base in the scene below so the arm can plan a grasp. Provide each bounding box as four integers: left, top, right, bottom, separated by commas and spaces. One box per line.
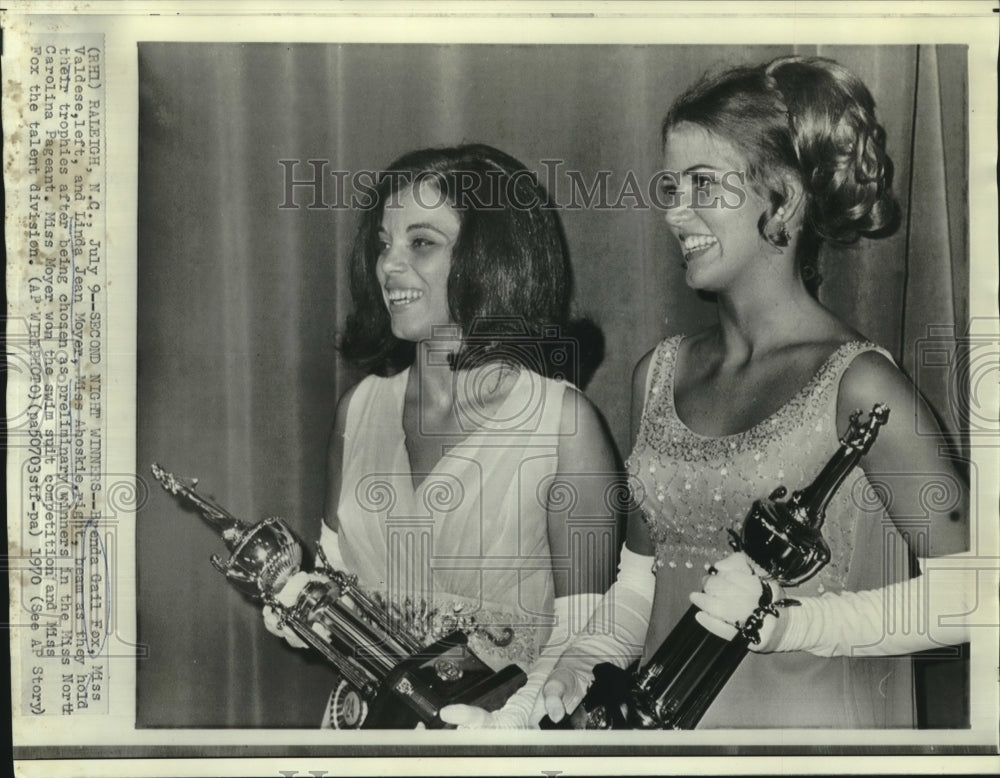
364, 631, 527, 728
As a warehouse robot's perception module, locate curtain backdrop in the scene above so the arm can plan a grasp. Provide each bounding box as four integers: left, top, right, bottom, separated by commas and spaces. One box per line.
136, 43, 968, 728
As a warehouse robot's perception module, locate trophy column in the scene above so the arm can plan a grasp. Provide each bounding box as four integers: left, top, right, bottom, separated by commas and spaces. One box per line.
151, 464, 528, 729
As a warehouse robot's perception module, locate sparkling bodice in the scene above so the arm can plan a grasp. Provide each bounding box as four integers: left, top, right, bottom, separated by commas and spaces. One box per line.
627, 336, 914, 728
629, 336, 897, 594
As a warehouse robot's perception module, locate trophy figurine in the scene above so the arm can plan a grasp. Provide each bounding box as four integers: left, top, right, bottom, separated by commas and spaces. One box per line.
151, 464, 526, 728
568, 403, 890, 730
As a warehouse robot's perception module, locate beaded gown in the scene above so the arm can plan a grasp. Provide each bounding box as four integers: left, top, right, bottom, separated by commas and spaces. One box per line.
628, 336, 915, 728
335, 367, 570, 673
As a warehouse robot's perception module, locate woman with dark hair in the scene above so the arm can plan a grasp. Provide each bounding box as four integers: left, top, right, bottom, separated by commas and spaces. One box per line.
266, 144, 620, 728
540, 56, 970, 728
339, 145, 575, 377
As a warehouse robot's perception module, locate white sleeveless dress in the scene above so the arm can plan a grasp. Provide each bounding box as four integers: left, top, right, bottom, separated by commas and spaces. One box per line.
336, 367, 570, 671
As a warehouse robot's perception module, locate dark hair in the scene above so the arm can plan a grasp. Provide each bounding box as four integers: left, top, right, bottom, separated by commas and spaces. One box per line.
339, 144, 572, 376
662, 56, 898, 258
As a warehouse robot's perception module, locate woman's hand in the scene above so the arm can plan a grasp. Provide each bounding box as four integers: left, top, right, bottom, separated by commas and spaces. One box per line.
438, 702, 531, 729
689, 552, 785, 652
261, 570, 325, 649
540, 668, 579, 723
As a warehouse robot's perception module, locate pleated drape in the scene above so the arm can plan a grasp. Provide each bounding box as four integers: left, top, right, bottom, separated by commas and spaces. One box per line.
136, 43, 968, 728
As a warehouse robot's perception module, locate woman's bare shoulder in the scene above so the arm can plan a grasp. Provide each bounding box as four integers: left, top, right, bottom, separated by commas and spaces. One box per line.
333, 380, 365, 431
634, 328, 711, 386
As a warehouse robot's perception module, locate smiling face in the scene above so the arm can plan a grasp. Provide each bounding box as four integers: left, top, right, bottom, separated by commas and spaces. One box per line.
661, 122, 775, 293
375, 181, 461, 343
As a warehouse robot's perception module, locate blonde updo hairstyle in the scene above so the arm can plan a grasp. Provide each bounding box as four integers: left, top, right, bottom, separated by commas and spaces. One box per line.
662, 56, 899, 279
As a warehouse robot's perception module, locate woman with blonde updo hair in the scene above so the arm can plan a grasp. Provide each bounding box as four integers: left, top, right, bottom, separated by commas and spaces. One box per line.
541, 56, 969, 729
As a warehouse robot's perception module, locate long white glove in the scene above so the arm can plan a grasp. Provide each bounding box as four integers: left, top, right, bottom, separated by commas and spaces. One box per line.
541, 546, 656, 723
438, 592, 601, 728
692, 552, 976, 657
262, 522, 346, 649
689, 552, 783, 647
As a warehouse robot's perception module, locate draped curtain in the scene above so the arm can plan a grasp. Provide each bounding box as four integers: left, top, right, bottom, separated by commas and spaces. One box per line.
136, 43, 968, 728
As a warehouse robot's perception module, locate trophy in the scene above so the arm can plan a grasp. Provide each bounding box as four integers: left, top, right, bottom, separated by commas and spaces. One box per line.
568, 404, 890, 730
150, 464, 526, 728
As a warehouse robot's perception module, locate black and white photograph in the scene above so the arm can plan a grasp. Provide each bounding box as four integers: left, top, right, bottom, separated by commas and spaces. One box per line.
5, 3, 999, 777
136, 40, 976, 731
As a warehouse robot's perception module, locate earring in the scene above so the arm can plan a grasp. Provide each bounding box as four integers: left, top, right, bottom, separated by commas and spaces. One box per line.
766, 219, 791, 248
764, 207, 790, 248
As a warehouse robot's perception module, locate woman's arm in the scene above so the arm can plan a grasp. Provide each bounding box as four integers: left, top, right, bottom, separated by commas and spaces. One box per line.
625, 348, 657, 558
545, 388, 623, 599
322, 382, 360, 534
441, 387, 625, 728
692, 350, 974, 658
692, 551, 974, 657
538, 351, 660, 722
837, 350, 969, 557
691, 351, 974, 656
441, 361, 656, 728
263, 383, 358, 645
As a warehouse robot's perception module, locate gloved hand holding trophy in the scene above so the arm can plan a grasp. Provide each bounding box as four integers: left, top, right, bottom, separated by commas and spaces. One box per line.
547, 403, 890, 730
150, 464, 526, 729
